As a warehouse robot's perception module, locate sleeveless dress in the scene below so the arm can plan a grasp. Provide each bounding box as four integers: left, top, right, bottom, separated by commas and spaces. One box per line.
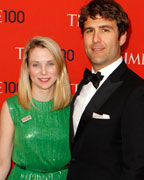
7, 95, 70, 180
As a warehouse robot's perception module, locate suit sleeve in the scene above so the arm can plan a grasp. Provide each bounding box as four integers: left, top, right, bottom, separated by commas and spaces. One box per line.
122, 85, 144, 180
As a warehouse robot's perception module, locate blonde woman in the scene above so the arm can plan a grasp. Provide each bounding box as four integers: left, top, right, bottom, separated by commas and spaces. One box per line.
0, 36, 71, 180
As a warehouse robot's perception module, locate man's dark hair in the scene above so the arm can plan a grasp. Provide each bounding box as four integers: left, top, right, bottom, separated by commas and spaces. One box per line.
79, 0, 129, 39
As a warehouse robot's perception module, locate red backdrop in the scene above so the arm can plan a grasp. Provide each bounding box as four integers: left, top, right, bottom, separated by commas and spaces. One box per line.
0, 0, 144, 107
0, 0, 144, 177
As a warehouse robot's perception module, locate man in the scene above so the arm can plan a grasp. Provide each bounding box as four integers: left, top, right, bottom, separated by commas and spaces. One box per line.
67, 0, 144, 179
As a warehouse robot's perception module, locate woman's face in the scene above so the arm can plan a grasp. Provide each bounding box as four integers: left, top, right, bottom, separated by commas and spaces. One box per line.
28, 47, 58, 94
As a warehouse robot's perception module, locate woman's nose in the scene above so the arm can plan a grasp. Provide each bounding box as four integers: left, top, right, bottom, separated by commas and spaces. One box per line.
41, 65, 47, 75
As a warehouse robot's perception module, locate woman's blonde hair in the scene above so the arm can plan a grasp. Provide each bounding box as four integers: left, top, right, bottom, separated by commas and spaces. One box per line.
18, 36, 71, 110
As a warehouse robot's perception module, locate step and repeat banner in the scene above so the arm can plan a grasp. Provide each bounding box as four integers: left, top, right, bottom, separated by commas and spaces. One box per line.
0, 0, 144, 108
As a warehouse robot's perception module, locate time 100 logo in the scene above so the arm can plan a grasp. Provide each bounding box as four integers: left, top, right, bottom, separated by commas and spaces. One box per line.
0, 81, 18, 94
0, 10, 25, 23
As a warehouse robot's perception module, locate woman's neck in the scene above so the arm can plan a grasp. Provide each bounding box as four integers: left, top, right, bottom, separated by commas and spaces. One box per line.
31, 87, 54, 102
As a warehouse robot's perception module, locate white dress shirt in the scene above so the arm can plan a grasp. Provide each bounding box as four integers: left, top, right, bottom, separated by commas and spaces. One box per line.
73, 57, 123, 135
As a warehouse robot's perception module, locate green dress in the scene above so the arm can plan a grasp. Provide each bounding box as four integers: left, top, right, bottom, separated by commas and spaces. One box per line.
7, 95, 70, 180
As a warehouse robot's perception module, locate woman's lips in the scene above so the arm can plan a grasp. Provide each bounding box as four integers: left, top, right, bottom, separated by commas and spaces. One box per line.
38, 78, 50, 82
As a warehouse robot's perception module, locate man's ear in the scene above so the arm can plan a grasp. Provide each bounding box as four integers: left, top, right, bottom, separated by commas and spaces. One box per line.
120, 32, 127, 46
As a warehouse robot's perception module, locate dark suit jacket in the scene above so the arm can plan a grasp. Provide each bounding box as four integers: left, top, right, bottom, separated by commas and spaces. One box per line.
67, 61, 144, 180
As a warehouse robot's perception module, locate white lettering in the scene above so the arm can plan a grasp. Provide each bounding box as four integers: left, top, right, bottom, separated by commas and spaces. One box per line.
0, 82, 3, 93
15, 47, 24, 60
142, 54, 144, 64
67, 14, 79, 27
124, 52, 144, 65
128, 53, 140, 64
124, 52, 128, 64
0, 10, 3, 23
77, 15, 80, 26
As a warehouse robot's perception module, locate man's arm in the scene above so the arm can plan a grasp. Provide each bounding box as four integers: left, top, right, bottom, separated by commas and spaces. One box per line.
122, 85, 144, 179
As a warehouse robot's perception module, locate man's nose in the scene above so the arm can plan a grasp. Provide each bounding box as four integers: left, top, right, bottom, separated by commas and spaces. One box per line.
93, 31, 101, 43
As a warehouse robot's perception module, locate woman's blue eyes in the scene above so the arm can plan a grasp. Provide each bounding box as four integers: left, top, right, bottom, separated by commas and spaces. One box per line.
32, 63, 38, 67
48, 62, 54, 66
32, 62, 54, 67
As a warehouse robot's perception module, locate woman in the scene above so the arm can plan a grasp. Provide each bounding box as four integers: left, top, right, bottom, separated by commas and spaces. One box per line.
0, 36, 71, 180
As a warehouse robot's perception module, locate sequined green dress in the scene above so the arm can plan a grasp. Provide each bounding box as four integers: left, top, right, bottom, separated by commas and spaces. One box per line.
7, 95, 70, 180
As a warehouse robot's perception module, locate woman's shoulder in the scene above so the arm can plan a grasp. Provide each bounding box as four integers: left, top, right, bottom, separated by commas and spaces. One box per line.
0, 96, 17, 121
6, 94, 19, 111
6, 94, 18, 104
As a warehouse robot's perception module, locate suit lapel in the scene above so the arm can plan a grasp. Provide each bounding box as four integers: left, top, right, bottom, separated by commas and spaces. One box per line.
71, 61, 128, 148
82, 79, 123, 119
70, 79, 85, 147
72, 78, 123, 147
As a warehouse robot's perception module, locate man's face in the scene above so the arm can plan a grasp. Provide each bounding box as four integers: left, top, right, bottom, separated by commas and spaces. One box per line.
83, 15, 127, 72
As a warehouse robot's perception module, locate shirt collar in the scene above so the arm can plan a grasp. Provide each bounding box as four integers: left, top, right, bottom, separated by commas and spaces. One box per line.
92, 57, 123, 79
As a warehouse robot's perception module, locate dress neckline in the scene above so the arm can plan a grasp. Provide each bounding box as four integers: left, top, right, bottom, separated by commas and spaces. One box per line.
32, 98, 53, 111
32, 98, 53, 104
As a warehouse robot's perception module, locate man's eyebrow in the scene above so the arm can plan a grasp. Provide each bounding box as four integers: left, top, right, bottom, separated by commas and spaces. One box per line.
84, 25, 114, 31
99, 25, 114, 29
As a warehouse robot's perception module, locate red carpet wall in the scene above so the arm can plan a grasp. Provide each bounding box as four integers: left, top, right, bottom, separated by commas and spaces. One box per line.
0, 0, 144, 108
